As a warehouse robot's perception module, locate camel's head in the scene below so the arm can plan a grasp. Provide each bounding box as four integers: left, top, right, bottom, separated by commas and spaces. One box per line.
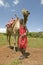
21, 9, 30, 25
22, 9, 30, 17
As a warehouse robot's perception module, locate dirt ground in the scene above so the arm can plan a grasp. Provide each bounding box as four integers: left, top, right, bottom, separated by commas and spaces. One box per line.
0, 45, 43, 65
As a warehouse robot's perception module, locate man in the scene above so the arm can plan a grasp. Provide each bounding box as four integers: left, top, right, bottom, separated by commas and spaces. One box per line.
18, 19, 28, 60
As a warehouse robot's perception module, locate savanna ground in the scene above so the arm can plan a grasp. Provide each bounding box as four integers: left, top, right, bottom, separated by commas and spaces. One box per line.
0, 34, 43, 65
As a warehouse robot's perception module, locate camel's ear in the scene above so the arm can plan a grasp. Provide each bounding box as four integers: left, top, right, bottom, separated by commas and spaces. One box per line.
22, 8, 26, 12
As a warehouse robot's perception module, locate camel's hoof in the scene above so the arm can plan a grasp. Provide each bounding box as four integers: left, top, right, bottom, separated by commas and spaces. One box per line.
13, 47, 19, 52
10, 46, 14, 49
15, 47, 18, 51
8, 46, 14, 50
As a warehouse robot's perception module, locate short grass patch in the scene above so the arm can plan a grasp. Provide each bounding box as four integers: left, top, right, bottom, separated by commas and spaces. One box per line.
10, 59, 22, 65
28, 38, 43, 48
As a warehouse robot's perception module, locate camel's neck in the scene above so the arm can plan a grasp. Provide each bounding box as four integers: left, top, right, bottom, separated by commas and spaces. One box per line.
23, 16, 28, 25
12, 19, 20, 31
12, 20, 16, 29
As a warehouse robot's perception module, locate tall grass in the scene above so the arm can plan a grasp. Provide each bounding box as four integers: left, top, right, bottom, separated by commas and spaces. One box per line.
0, 34, 43, 48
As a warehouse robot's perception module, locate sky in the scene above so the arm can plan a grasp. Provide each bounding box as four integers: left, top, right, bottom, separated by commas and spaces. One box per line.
0, 0, 43, 33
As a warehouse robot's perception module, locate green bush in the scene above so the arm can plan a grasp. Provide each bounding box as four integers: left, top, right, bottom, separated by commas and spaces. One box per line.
28, 32, 43, 38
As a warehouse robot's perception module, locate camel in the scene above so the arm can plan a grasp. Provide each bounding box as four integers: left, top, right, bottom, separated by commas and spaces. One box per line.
6, 9, 30, 51
6, 17, 20, 50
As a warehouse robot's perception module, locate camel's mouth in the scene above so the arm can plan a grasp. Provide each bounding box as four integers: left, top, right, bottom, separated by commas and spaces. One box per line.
26, 10, 30, 15
28, 12, 30, 15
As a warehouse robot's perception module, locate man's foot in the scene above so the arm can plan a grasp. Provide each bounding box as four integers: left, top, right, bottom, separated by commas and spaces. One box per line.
19, 55, 25, 60
24, 52, 30, 58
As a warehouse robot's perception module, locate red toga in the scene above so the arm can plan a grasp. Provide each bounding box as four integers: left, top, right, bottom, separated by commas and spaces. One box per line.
18, 25, 28, 49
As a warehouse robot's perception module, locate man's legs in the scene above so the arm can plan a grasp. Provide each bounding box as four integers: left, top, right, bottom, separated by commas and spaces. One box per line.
19, 48, 26, 60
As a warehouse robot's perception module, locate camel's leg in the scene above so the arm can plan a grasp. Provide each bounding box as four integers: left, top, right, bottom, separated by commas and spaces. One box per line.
8, 35, 11, 47
14, 34, 16, 51
7, 34, 9, 45
14, 35, 19, 51
7, 33, 8, 41
7, 34, 11, 47
16, 35, 18, 47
